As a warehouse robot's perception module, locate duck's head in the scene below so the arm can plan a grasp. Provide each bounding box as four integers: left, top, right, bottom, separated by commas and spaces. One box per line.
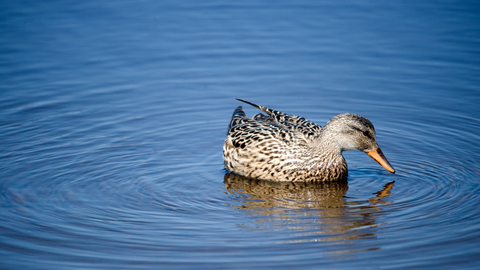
321, 113, 395, 174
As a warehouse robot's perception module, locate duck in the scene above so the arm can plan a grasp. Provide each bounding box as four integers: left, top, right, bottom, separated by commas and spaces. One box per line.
223, 98, 395, 182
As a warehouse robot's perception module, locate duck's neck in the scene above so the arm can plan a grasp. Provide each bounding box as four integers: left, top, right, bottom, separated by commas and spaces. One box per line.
311, 137, 345, 166
311, 129, 344, 156
291, 134, 348, 181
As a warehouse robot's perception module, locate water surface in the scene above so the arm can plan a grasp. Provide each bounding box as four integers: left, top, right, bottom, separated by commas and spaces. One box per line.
1, 0, 480, 269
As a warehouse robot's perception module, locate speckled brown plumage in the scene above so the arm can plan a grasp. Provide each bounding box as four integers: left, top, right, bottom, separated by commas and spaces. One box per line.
223, 99, 395, 182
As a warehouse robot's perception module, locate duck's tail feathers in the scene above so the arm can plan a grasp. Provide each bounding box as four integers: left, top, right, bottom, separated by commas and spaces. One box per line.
231, 105, 246, 119
227, 106, 247, 134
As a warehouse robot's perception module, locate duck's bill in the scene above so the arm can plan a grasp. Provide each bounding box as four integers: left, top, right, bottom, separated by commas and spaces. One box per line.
366, 147, 396, 174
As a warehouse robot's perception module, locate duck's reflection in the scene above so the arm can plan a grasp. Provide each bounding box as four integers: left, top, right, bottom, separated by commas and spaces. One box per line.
224, 173, 394, 246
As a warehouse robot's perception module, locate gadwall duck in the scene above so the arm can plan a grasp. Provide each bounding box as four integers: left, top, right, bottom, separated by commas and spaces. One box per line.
223, 99, 395, 182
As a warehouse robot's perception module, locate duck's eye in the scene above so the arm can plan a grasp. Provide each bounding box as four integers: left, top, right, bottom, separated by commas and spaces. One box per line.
362, 130, 374, 139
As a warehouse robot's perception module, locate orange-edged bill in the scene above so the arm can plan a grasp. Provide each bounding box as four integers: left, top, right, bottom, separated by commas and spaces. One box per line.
366, 147, 395, 173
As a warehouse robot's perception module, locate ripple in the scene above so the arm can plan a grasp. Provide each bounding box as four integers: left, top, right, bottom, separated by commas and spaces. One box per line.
379, 158, 478, 224
0, 96, 233, 266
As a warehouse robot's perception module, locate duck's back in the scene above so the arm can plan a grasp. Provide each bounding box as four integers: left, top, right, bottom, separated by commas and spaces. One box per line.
223, 100, 326, 181
228, 99, 322, 141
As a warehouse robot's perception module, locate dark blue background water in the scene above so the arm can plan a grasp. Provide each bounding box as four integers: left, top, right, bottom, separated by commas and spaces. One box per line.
1, 0, 479, 269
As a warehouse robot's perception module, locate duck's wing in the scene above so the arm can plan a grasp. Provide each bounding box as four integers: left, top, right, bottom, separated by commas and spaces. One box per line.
225, 106, 312, 180
226, 106, 309, 155
235, 98, 322, 142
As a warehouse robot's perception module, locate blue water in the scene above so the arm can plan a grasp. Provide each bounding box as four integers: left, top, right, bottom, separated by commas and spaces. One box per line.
1, 0, 480, 269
